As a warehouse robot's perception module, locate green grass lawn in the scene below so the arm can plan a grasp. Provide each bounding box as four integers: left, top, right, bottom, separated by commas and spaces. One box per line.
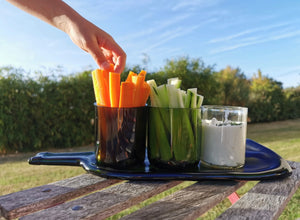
0, 119, 299, 219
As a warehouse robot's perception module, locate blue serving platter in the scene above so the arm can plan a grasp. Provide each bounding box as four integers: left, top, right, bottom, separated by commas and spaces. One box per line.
28, 139, 292, 180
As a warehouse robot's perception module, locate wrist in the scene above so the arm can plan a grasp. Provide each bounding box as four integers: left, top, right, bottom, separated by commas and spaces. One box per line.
52, 14, 72, 33
51, 1, 86, 35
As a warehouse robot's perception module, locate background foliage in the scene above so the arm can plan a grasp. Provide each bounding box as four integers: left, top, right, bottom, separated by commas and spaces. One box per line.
0, 57, 299, 153
0, 67, 94, 153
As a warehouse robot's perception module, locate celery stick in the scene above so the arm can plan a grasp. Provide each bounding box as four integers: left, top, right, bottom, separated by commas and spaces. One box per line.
148, 86, 158, 107
178, 90, 186, 108
156, 84, 171, 135
171, 90, 196, 161
187, 88, 199, 160
167, 85, 179, 108
148, 81, 172, 161
149, 108, 171, 161
147, 80, 160, 107
184, 88, 197, 108
167, 77, 182, 89
187, 88, 197, 108
196, 94, 204, 108
196, 94, 203, 158
184, 91, 191, 108
186, 89, 198, 128
156, 85, 169, 107
147, 79, 157, 88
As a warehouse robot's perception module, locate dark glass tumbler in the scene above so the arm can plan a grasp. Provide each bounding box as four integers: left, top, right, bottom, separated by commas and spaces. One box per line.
95, 105, 147, 170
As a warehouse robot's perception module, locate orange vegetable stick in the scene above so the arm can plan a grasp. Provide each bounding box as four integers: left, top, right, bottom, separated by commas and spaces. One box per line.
97, 69, 111, 106
132, 71, 147, 106
139, 82, 151, 106
108, 63, 115, 72
139, 70, 147, 80
119, 82, 135, 107
92, 70, 101, 105
92, 69, 110, 106
126, 71, 137, 82
109, 72, 120, 107
96, 63, 114, 106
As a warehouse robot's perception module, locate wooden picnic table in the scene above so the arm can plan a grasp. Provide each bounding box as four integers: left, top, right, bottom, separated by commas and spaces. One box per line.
0, 161, 299, 220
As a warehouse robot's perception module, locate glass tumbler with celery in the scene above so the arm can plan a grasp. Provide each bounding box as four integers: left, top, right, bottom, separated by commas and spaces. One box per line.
147, 78, 204, 170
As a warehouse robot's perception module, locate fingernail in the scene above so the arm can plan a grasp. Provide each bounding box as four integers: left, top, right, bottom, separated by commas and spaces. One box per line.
100, 61, 111, 70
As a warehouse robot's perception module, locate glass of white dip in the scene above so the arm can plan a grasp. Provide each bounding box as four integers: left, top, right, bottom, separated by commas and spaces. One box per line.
200, 105, 248, 169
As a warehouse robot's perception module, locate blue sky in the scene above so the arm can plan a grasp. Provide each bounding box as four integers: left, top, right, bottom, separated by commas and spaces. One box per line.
1, 0, 300, 88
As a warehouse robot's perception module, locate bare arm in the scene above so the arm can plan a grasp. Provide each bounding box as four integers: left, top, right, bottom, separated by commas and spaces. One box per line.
6, 0, 126, 73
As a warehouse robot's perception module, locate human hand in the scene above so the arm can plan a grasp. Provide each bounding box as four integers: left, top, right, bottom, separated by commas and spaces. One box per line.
67, 19, 126, 74
6, 0, 126, 73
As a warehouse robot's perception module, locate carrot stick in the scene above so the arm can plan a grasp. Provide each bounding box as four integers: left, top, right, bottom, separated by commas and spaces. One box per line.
139, 82, 151, 106
132, 71, 147, 106
92, 69, 110, 106
92, 70, 101, 105
109, 72, 120, 107
139, 70, 147, 80
119, 82, 135, 107
98, 69, 111, 106
108, 63, 115, 72
126, 71, 137, 82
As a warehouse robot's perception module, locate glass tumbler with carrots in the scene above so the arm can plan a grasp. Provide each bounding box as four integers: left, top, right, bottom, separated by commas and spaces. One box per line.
92, 66, 150, 170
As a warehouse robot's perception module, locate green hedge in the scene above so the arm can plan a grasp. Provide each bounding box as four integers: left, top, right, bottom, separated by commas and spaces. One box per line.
0, 68, 95, 153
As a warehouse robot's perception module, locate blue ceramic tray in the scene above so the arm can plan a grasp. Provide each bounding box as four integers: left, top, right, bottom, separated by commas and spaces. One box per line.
28, 139, 292, 180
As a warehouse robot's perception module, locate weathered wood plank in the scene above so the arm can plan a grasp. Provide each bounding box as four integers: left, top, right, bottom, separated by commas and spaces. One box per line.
217, 161, 300, 220
120, 180, 246, 220
0, 174, 122, 220
20, 180, 182, 220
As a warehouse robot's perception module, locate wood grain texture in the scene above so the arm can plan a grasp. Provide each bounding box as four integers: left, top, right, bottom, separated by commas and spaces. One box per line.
1, 161, 298, 220
120, 180, 246, 220
20, 180, 182, 220
0, 174, 122, 220
217, 161, 300, 220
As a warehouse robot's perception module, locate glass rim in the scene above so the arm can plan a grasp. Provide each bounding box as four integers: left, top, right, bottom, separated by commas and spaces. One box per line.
148, 106, 202, 110
93, 103, 247, 111
94, 103, 147, 110
201, 105, 248, 111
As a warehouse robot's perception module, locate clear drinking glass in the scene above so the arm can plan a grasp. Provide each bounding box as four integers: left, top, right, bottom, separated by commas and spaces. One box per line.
148, 107, 202, 170
201, 105, 248, 169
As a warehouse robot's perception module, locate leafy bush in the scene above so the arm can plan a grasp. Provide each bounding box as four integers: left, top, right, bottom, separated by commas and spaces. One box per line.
0, 67, 94, 153
247, 70, 286, 122
283, 87, 300, 119
214, 66, 250, 106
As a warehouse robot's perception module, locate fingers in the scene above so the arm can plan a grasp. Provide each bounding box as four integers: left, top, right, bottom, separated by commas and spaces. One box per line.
84, 29, 126, 73
110, 44, 126, 74
86, 39, 111, 71
89, 41, 126, 74
99, 37, 126, 74
91, 51, 111, 71
114, 54, 126, 74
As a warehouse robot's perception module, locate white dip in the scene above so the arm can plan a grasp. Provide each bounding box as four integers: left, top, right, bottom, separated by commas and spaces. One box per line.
201, 118, 247, 168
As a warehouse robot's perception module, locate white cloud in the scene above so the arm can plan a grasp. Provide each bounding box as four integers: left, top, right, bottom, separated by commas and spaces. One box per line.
120, 13, 191, 42
143, 24, 202, 52
209, 22, 294, 44
171, 0, 222, 11
273, 66, 300, 77
210, 23, 300, 54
